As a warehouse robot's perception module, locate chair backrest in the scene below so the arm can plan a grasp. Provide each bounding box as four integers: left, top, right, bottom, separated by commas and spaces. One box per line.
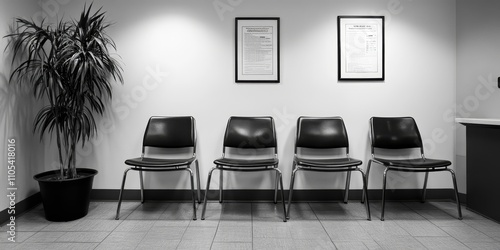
223, 116, 277, 150
370, 117, 423, 153
143, 116, 196, 150
295, 117, 349, 153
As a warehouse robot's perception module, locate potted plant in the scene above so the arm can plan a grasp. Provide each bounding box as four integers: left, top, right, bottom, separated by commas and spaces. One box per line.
5, 4, 123, 221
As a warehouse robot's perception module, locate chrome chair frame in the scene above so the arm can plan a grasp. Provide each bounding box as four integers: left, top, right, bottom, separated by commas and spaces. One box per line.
287, 117, 370, 220
201, 116, 287, 222
361, 117, 462, 221
115, 116, 201, 220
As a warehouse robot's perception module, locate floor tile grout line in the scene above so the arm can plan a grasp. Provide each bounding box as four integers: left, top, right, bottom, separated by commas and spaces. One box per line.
391, 203, 480, 249
130, 227, 149, 250
56, 231, 112, 244
251, 202, 254, 250
121, 201, 141, 220
413, 235, 470, 250
207, 204, 222, 250
93, 206, 126, 249
170, 220, 188, 250
12, 201, 500, 249
311, 202, 340, 249
439, 223, 498, 247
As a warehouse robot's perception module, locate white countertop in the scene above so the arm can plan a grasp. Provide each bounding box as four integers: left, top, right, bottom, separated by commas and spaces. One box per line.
456, 118, 500, 126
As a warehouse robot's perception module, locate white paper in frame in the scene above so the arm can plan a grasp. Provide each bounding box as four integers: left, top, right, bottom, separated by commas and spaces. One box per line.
235, 17, 280, 83
338, 16, 384, 81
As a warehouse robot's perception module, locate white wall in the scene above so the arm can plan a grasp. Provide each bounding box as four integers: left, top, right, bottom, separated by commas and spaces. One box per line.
456, 0, 500, 193
24, 0, 457, 194
0, 0, 48, 212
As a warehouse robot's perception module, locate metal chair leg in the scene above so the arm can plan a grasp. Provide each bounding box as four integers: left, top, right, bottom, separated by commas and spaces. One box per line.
185, 168, 197, 220
275, 168, 287, 222
274, 169, 279, 204
139, 169, 145, 203
286, 166, 298, 220
202, 167, 217, 220
448, 169, 463, 220
343, 171, 352, 204
219, 167, 223, 203
359, 169, 371, 221
421, 171, 429, 203
116, 168, 132, 220
186, 168, 196, 220
381, 168, 389, 221
361, 160, 372, 204
195, 160, 202, 203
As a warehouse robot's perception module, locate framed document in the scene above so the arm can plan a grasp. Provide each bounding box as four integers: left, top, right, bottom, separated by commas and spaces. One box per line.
338, 16, 385, 81
235, 17, 280, 83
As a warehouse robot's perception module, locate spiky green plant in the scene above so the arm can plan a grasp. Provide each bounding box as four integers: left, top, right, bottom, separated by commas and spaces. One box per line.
5, 4, 123, 179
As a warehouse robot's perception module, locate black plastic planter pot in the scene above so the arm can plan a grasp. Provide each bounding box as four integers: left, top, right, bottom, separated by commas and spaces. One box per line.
34, 168, 98, 222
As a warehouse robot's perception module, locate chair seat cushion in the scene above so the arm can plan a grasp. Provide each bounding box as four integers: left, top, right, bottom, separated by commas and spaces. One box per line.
125, 157, 195, 168
214, 158, 279, 168
374, 157, 451, 169
295, 156, 362, 168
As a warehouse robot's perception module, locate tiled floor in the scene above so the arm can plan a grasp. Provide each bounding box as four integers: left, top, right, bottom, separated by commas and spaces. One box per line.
2, 200, 500, 249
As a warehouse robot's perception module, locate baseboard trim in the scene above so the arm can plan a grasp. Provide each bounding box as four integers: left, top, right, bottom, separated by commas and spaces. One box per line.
92, 188, 463, 202
459, 192, 467, 204
0, 193, 41, 225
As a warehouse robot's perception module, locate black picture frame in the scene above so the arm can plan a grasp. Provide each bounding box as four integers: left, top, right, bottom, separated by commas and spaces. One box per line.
235, 17, 280, 83
338, 16, 385, 81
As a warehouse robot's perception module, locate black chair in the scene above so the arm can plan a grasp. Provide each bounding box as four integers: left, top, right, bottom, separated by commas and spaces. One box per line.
115, 116, 201, 220
362, 117, 462, 221
287, 117, 371, 220
201, 116, 287, 222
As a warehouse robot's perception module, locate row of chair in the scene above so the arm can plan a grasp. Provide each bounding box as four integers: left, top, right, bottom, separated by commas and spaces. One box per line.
115, 116, 462, 222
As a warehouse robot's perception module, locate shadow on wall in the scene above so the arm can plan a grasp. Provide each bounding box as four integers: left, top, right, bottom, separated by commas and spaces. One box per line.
0, 67, 45, 196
